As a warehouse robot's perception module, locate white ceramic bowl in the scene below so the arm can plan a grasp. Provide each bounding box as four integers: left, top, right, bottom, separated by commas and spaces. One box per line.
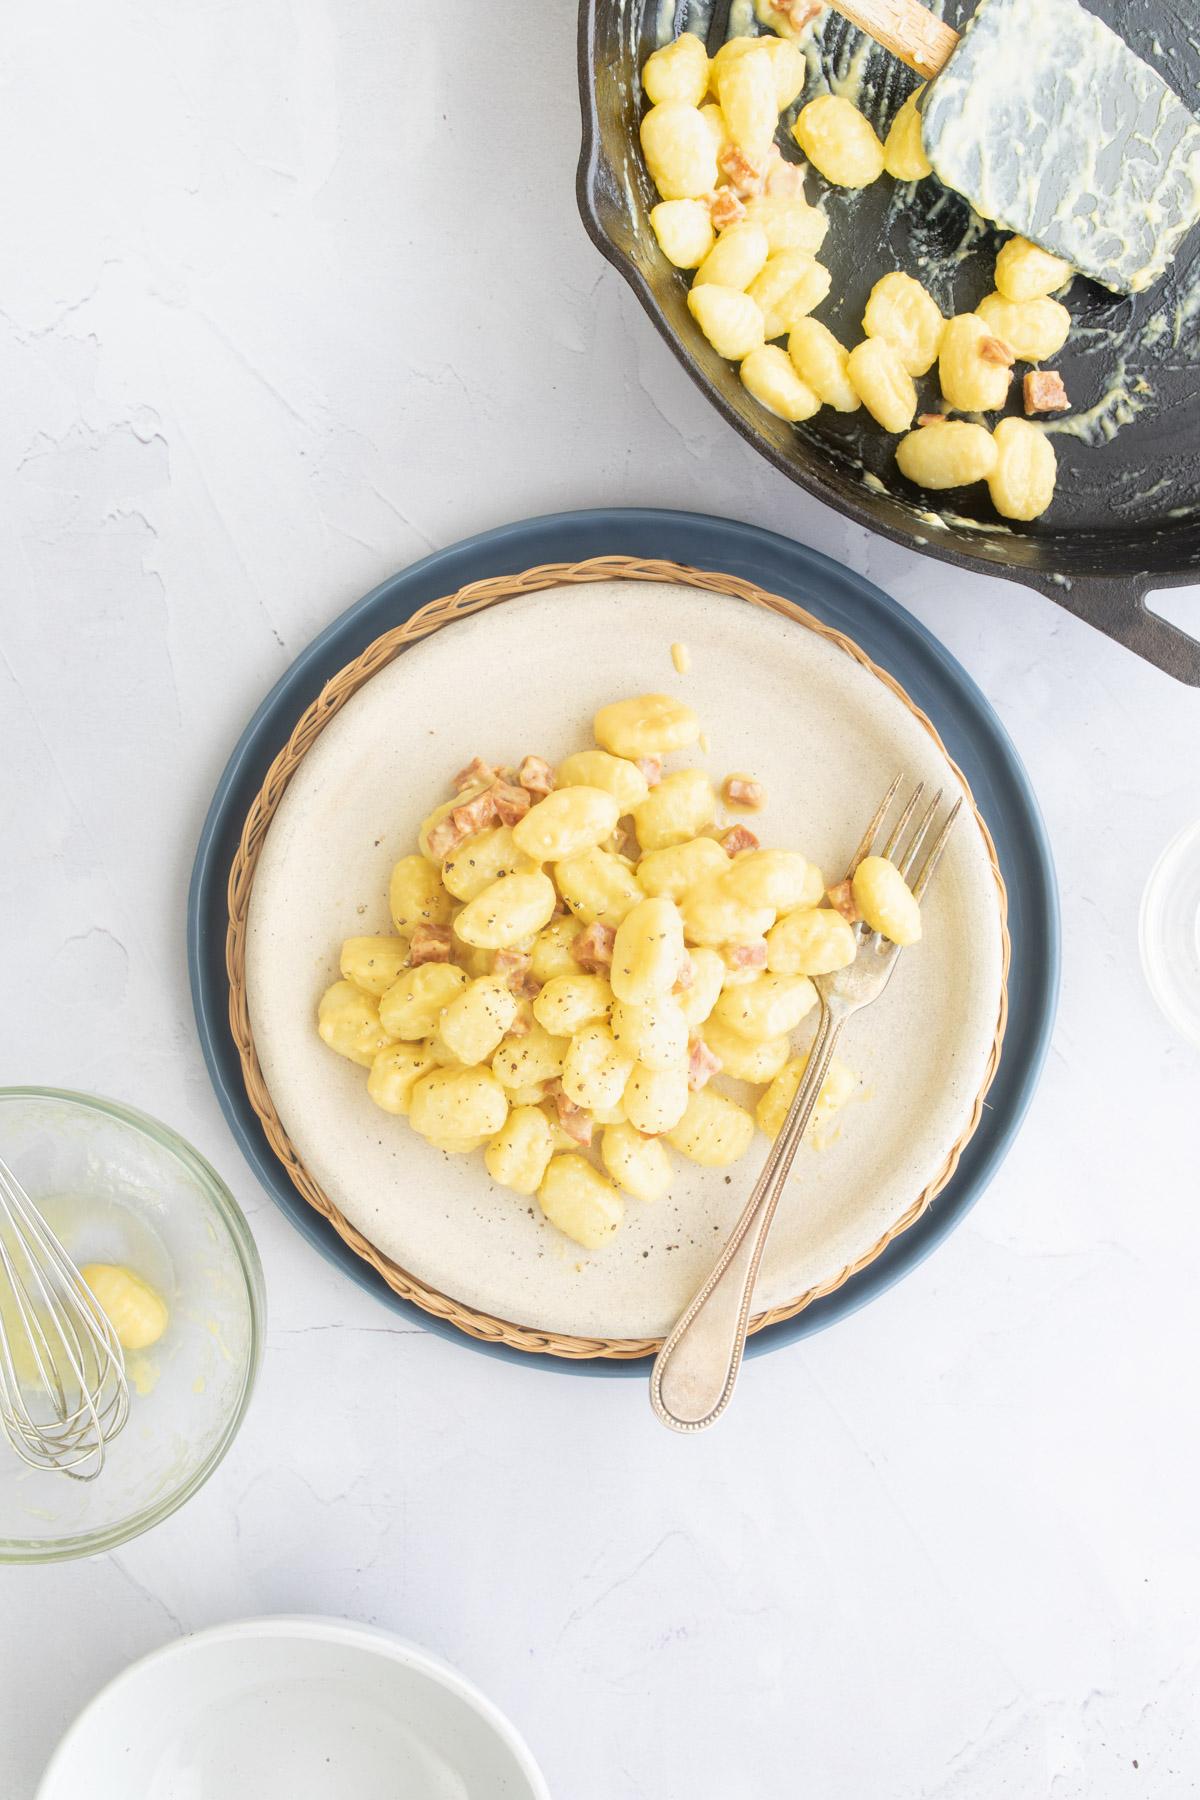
37, 1616, 552, 1800
1140, 816, 1200, 1049
0, 1089, 263, 1562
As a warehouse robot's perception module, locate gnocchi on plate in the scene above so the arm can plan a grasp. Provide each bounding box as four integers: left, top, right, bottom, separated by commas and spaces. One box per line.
317, 693, 929, 1251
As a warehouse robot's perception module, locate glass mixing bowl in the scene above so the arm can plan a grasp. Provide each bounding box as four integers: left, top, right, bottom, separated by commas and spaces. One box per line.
0, 1089, 264, 1562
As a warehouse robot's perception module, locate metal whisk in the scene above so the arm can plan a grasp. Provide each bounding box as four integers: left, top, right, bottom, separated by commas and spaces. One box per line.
0, 1153, 129, 1480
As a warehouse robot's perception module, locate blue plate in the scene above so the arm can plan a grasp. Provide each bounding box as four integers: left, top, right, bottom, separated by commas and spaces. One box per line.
189, 508, 1059, 1375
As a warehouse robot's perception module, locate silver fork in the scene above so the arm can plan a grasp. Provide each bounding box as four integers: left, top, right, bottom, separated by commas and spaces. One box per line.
650, 776, 962, 1433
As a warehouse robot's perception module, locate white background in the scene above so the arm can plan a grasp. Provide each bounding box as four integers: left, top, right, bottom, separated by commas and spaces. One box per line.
3, 2, 1200, 1795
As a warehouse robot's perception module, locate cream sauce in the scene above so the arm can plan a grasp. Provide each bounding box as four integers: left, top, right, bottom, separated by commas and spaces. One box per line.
1042, 358, 1154, 445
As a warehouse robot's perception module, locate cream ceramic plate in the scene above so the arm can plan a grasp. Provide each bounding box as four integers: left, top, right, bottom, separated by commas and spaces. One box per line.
245, 580, 1004, 1344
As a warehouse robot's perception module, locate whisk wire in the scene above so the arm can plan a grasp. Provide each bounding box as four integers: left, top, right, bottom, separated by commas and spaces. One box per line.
0, 1153, 128, 1481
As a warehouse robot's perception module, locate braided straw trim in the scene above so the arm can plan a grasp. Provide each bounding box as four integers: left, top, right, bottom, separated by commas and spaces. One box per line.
226, 556, 1011, 1360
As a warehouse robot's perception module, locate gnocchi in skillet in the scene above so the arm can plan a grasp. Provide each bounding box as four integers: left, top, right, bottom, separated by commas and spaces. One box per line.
317, 693, 926, 1251
638, 24, 1067, 523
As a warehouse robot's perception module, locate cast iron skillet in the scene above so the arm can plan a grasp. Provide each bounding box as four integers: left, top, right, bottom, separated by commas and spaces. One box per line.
576, 0, 1200, 684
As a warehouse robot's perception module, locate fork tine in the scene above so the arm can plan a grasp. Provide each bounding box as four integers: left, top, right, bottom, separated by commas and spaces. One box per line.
897, 787, 943, 880
911, 796, 963, 901
845, 772, 904, 878
881, 780, 924, 861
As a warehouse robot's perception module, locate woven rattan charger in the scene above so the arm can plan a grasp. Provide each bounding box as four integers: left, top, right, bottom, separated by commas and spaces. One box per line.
226, 555, 1011, 1360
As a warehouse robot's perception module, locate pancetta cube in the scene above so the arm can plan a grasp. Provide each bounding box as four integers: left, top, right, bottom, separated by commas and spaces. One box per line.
518, 755, 556, 797
1023, 369, 1069, 415
409, 923, 454, 966
572, 920, 616, 972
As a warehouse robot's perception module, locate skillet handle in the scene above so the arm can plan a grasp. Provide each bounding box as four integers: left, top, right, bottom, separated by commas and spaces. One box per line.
1028, 572, 1200, 688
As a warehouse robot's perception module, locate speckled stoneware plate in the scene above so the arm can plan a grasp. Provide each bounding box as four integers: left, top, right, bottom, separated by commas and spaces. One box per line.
242, 576, 1004, 1347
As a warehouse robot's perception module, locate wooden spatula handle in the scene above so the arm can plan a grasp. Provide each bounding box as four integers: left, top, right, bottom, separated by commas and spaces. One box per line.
826, 0, 960, 76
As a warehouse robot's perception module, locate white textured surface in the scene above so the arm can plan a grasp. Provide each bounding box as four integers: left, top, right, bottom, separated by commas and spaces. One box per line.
2, 2, 1199, 1796
246, 578, 1002, 1341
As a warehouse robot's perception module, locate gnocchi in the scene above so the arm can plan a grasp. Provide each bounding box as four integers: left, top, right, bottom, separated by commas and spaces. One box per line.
756, 35, 806, 109
862, 271, 944, 377
594, 693, 699, 759
994, 235, 1073, 303
642, 31, 709, 108
340, 936, 410, 998
766, 906, 857, 975
318, 690, 933, 1252
938, 313, 1014, 412
793, 95, 885, 188
756, 1053, 856, 1141
485, 1106, 555, 1196
882, 87, 931, 181
741, 346, 821, 422
318, 980, 394, 1067
632, 768, 716, 852
787, 319, 861, 413
716, 44, 779, 162
746, 250, 831, 340
611, 897, 687, 1003
679, 879, 775, 949
366, 1041, 438, 1115
439, 976, 519, 1067
624, 1063, 691, 1135
513, 786, 620, 862
610, 995, 689, 1070
687, 283, 767, 360
409, 1066, 508, 1144
554, 845, 642, 926
530, 915, 583, 982
712, 971, 818, 1039
562, 1024, 635, 1112
851, 855, 922, 945
389, 855, 453, 934
650, 198, 715, 269
640, 103, 719, 200
674, 946, 726, 1029
846, 337, 918, 433
976, 292, 1071, 364
988, 417, 1057, 521
600, 1122, 673, 1203
441, 827, 529, 903
533, 974, 613, 1038
538, 1155, 624, 1250
895, 420, 999, 490
556, 749, 650, 813
492, 1023, 570, 1090
453, 870, 557, 949
637, 835, 731, 901
722, 849, 823, 912
666, 1088, 756, 1166
744, 191, 828, 256
694, 221, 771, 292
378, 964, 467, 1041
700, 1016, 791, 1083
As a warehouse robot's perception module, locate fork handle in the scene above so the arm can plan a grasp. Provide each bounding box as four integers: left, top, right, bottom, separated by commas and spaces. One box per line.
650, 1000, 848, 1432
